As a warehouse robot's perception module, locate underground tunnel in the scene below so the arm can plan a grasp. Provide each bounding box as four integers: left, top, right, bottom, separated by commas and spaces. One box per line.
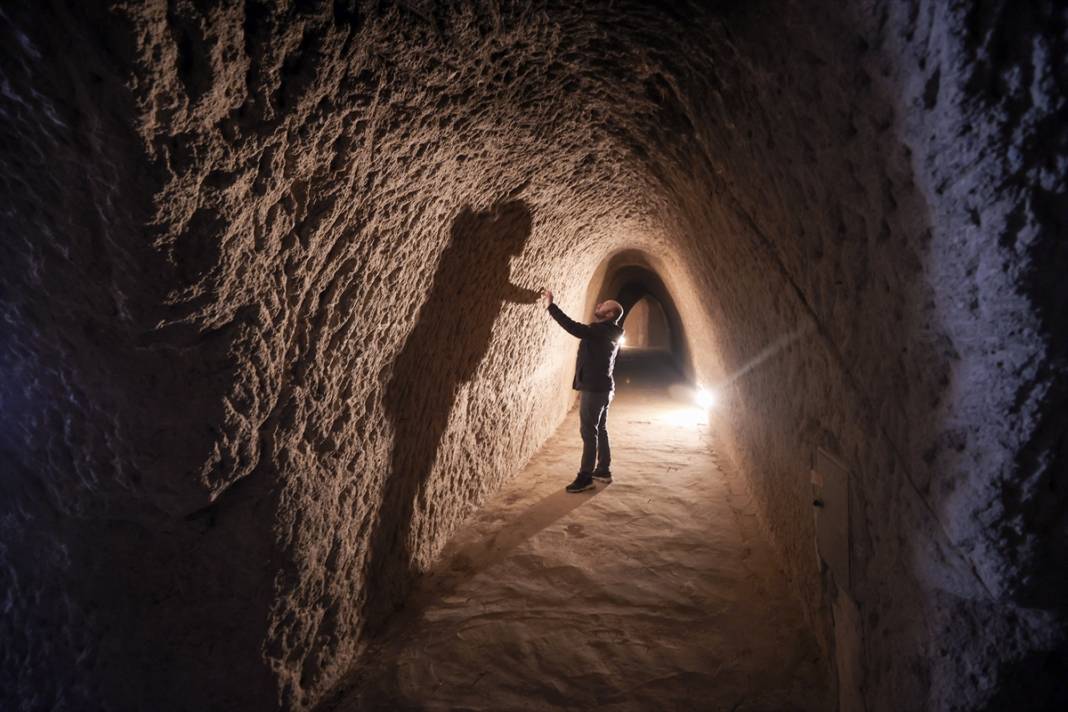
0, 1, 1065, 710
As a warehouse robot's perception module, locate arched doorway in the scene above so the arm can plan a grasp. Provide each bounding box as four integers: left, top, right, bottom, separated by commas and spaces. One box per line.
586, 249, 693, 382
620, 294, 671, 351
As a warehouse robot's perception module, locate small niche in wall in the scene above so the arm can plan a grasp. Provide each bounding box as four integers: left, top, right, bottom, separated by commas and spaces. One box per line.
812, 447, 851, 595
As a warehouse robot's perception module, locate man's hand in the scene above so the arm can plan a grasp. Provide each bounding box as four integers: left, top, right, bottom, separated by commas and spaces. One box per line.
539, 288, 553, 308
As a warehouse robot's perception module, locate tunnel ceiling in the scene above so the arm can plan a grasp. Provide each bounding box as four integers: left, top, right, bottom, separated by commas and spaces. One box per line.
1, 1, 1064, 710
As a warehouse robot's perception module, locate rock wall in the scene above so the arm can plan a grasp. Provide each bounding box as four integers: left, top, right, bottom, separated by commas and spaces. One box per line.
880, 2, 1067, 706
633, 1, 1067, 708
0, 1, 1063, 710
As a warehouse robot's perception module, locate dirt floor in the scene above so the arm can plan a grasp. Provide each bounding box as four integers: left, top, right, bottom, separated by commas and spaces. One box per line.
320, 350, 830, 711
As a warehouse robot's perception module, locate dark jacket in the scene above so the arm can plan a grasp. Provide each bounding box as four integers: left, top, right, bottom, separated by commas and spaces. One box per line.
548, 303, 624, 392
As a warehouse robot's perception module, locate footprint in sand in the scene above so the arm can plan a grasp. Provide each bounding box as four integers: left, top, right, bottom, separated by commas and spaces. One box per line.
565, 523, 586, 538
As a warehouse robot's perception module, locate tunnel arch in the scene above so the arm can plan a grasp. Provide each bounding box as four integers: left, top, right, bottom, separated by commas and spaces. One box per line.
585, 249, 694, 381
620, 294, 670, 351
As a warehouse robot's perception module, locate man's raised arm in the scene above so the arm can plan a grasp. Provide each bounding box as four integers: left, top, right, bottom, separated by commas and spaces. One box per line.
540, 288, 593, 339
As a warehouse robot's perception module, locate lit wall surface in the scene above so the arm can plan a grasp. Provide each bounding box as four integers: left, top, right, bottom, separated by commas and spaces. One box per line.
0, 2, 1063, 710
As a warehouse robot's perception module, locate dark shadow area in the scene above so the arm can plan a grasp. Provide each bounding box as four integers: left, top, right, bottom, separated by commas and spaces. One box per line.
437, 488, 603, 585
380, 488, 604, 633
978, 647, 1068, 712
318, 489, 605, 712
614, 347, 687, 392
361, 200, 540, 634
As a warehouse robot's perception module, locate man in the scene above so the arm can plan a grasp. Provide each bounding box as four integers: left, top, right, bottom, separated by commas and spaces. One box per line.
540, 288, 625, 493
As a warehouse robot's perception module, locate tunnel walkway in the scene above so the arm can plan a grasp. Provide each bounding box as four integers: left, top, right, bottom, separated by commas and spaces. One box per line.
322, 351, 830, 711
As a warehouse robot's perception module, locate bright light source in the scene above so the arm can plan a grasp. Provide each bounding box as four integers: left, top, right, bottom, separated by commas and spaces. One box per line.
695, 387, 718, 410
619, 335, 627, 347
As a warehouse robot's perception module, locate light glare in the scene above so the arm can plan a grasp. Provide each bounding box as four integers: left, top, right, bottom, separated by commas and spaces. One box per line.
695, 387, 718, 410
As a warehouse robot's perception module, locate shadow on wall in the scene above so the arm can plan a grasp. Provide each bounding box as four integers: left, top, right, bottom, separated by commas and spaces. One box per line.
362, 200, 540, 633
322, 488, 603, 711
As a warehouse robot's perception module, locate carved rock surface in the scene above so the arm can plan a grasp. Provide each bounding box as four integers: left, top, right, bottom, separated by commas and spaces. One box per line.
0, 1, 1063, 710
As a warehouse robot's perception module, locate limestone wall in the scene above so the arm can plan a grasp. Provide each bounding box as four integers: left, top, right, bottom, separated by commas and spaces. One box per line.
1, 1, 1062, 710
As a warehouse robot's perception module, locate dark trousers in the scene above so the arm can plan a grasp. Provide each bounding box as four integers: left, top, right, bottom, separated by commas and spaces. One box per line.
579, 389, 613, 473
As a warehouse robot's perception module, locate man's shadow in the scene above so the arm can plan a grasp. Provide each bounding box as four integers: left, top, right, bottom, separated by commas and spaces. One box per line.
362, 200, 540, 633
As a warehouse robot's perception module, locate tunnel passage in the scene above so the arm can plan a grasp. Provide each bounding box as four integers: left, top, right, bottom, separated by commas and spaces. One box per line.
589, 250, 694, 381
620, 296, 670, 351
1, 2, 1065, 712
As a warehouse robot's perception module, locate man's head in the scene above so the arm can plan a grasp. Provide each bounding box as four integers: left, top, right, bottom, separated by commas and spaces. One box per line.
594, 299, 624, 323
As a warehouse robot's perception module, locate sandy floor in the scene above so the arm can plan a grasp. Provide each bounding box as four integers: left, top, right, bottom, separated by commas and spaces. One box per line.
322, 350, 830, 711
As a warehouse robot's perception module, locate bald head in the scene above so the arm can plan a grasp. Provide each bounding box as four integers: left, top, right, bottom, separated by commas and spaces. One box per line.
594, 299, 624, 323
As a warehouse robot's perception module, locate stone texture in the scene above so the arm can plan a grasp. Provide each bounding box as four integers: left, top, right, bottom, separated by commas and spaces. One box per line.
322, 351, 830, 711
0, 1, 1063, 710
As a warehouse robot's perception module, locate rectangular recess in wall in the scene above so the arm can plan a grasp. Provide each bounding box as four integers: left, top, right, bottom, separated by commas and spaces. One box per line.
813, 447, 850, 594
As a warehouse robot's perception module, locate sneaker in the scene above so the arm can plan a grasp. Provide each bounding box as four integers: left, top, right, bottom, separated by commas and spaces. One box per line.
565, 472, 596, 493
591, 468, 612, 483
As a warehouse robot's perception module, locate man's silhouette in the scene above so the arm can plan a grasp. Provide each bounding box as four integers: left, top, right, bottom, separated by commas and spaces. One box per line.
363, 201, 539, 628
540, 288, 625, 493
